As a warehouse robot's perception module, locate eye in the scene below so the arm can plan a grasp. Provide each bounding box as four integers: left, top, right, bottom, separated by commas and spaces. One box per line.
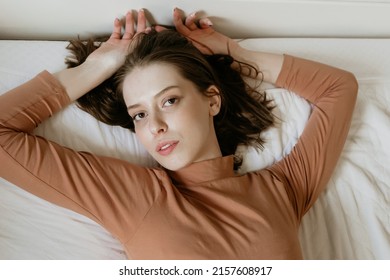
132, 112, 147, 121
163, 97, 179, 107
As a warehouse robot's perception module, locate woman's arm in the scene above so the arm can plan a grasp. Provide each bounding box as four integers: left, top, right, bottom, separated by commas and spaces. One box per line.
0, 10, 160, 242
174, 10, 358, 219
270, 56, 358, 219
172, 8, 284, 84
54, 11, 146, 101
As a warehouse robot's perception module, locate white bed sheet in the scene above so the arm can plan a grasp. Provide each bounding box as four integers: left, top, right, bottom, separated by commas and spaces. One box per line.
0, 38, 389, 259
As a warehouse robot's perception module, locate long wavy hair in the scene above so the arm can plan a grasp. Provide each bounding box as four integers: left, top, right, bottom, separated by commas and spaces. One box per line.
65, 29, 275, 169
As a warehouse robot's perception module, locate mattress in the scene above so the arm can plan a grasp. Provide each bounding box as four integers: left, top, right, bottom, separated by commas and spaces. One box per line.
0, 38, 389, 259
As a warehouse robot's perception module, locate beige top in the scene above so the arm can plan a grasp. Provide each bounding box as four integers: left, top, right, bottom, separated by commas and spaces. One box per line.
0, 55, 358, 259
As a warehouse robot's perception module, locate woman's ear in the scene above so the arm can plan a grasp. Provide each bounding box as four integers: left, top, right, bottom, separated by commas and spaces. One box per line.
206, 85, 221, 116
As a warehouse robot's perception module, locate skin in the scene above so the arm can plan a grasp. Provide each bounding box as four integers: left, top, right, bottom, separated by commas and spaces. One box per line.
54, 8, 283, 103
123, 63, 222, 171
53, 8, 283, 170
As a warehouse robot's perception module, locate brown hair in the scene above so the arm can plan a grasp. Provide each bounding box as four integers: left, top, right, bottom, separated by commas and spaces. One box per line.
65, 30, 275, 169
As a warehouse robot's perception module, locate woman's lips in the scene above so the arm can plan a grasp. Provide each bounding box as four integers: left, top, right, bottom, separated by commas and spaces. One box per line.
156, 141, 179, 156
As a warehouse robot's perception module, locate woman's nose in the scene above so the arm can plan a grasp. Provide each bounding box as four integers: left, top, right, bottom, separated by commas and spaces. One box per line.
149, 113, 167, 135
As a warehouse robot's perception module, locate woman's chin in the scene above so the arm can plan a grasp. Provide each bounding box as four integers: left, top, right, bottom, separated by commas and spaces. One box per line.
159, 161, 187, 171
156, 156, 190, 171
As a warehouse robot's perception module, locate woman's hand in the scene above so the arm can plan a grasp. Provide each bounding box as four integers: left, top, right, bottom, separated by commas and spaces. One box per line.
85, 9, 149, 73
55, 9, 150, 101
173, 8, 240, 56
173, 8, 284, 83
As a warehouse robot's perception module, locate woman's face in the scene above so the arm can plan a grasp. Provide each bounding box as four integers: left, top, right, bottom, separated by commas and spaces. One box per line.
122, 63, 222, 171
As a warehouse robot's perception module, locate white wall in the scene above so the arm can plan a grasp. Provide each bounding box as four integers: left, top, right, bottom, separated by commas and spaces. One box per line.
1, 0, 390, 40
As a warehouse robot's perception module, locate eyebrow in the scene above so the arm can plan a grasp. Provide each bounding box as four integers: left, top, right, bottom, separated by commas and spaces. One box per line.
127, 85, 180, 110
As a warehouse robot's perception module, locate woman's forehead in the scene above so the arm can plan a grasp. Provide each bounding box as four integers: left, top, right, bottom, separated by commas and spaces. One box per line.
122, 63, 191, 104
129, 62, 182, 82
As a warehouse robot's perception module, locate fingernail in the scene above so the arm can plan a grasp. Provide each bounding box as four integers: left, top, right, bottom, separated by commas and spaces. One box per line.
204, 18, 213, 26
190, 12, 197, 18
139, 8, 144, 13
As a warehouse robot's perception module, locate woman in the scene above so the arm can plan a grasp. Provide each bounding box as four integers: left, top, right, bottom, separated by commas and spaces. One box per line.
0, 8, 358, 259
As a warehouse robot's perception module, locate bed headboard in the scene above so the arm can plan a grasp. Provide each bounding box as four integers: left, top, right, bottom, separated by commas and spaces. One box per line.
1, 0, 390, 40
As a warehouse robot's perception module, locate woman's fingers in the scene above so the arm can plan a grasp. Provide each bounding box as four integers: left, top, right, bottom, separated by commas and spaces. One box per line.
185, 12, 198, 31
110, 18, 123, 39
122, 11, 135, 40
114, 8, 209, 41
199, 18, 213, 29
136, 9, 147, 33
174, 8, 212, 34
120, 9, 147, 40
173, 8, 190, 36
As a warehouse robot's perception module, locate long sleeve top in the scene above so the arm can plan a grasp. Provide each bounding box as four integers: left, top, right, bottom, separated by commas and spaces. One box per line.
0, 55, 358, 259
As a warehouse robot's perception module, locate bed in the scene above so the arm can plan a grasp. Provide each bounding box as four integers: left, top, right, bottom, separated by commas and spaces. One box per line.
1, 0, 389, 260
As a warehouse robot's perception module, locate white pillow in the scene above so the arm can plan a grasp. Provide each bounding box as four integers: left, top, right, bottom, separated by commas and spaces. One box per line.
0, 40, 311, 174
34, 88, 311, 173
1, 40, 311, 260
237, 88, 311, 174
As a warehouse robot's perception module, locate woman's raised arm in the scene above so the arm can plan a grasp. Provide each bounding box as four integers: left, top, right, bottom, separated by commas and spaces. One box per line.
54, 10, 148, 101
172, 8, 284, 84
0, 10, 161, 244
174, 8, 358, 220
